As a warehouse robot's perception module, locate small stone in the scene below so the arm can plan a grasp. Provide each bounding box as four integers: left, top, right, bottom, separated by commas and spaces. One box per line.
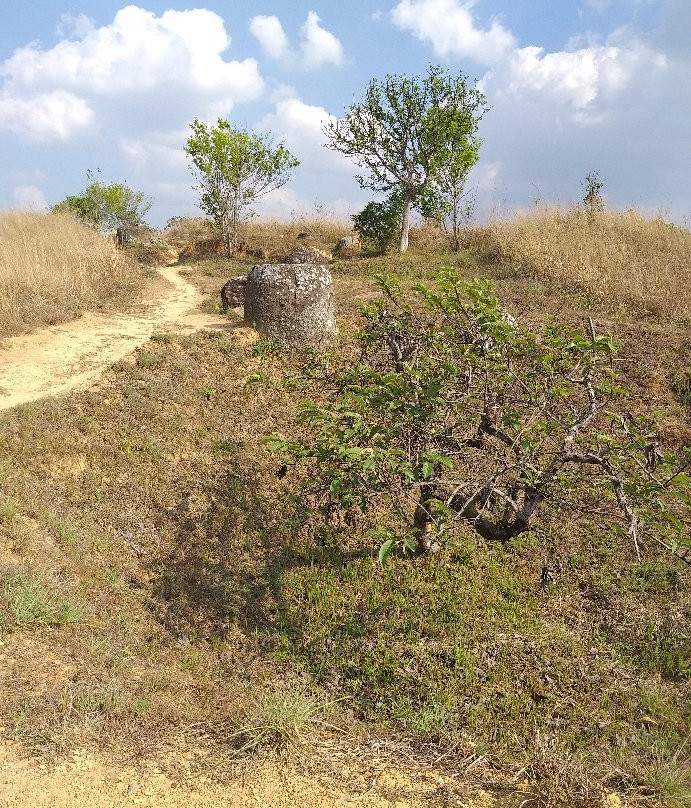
333, 235, 361, 258
127, 782, 140, 796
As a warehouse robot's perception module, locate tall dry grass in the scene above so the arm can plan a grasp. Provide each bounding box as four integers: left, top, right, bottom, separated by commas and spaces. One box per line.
0, 211, 142, 339
463, 209, 691, 321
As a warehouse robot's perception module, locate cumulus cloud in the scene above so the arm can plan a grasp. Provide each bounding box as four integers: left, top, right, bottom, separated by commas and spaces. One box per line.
12, 184, 49, 211
391, 0, 516, 64
300, 12, 344, 68
0, 6, 264, 142
0, 90, 93, 141
249, 11, 344, 69
258, 95, 353, 174
249, 15, 292, 61
389, 0, 686, 218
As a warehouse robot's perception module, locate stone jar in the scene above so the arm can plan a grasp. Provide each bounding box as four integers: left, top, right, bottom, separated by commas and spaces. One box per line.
244, 263, 337, 348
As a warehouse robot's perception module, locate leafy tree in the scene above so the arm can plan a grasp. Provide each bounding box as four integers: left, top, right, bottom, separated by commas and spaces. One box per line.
583, 170, 605, 219
324, 65, 486, 252
185, 119, 299, 256
53, 171, 151, 241
268, 269, 690, 563
434, 162, 475, 251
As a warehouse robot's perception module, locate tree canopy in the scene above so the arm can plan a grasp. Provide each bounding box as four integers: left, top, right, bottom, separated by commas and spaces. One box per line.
185, 119, 299, 256
325, 65, 487, 251
52, 171, 151, 238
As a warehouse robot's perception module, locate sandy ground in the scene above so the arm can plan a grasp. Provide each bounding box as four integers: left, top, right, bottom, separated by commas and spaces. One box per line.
0, 266, 230, 412
0, 739, 516, 808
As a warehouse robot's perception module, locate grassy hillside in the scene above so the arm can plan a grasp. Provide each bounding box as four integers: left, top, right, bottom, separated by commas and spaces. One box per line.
0, 211, 144, 339
0, 210, 689, 807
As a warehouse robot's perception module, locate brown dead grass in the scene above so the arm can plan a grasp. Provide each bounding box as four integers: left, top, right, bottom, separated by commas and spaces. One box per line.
462, 209, 691, 321
0, 211, 143, 339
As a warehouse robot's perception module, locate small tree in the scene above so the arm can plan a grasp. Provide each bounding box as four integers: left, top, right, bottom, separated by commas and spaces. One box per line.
434, 162, 475, 251
52, 171, 151, 242
351, 194, 402, 254
268, 270, 690, 563
325, 65, 486, 252
582, 170, 605, 219
185, 119, 299, 256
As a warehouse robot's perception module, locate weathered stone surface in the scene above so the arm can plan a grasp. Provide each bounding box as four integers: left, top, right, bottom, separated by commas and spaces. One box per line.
244, 264, 337, 348
220, 275, 247, 311
333, 235, 361, 258
282, 246, 330, 264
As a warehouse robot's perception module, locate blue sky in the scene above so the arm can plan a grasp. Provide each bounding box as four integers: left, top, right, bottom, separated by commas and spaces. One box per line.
1, 0, 689, 227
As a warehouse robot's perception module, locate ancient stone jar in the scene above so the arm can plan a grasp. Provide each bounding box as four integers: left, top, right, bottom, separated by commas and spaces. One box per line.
244, 264, 337, 348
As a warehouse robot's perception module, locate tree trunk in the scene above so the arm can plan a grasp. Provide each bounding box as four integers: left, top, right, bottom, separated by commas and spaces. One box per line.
399, 190, 414, 252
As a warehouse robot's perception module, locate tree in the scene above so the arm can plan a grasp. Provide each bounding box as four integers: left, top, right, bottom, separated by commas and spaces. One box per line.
52, 170, 152, 241
351, 194, 402, 254
268, 269, 690, 563
582, 170, 605, 219
324, 65, 486, 252
185, 119, 299, 256
434, 162, 475, 251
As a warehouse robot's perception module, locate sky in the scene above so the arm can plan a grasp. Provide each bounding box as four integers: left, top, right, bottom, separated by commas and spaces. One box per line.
0, 0, 689, 227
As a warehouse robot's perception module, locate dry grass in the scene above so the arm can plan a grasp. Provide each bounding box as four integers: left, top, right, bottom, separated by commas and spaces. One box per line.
462, 209, 691, 321
0, 211, 143, 339
163, 216, 351, 263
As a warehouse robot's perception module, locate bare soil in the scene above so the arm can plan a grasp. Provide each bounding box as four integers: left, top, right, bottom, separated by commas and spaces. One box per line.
0, 266, 227, 412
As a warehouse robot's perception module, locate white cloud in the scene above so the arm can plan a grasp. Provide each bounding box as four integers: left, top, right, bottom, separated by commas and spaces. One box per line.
249, 15, 292, 61
259, 96, 353, 173
12, 184, 49, 211
391, 0, 516, 64
388, 0, 686, 219
0, 89, 93, 141
249, 11, 344, 70
299, 12, 344, 68
0, 6, 264, 143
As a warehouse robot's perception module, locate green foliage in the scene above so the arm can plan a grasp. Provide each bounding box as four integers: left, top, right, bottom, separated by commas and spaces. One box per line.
583, 170, 605, 218
185, 119, 299, 256
325, 65, 486, 251
52, 170, 151, 235
352, 194, 402, 254
268, 269, 691, 562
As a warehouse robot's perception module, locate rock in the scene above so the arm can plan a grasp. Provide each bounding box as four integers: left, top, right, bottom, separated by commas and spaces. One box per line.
220, 275, 247, 311
333, 235, 361, 258
296, 231, 314, 241
282, 246, 330, 264
244, 264, 337, 348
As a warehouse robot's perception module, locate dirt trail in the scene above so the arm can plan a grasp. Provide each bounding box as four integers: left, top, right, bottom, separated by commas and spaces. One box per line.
0, 266, 228, 412
0, 740, 513, 808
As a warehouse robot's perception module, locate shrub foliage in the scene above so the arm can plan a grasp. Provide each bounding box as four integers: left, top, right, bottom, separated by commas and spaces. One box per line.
269, 269, 691, 562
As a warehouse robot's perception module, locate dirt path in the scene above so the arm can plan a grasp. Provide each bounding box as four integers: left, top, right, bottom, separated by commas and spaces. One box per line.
0, 739, 513, 808
0, 266, 228, 412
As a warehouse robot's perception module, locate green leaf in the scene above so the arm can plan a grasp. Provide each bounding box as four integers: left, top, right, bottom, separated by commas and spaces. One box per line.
378, 538, 396, 566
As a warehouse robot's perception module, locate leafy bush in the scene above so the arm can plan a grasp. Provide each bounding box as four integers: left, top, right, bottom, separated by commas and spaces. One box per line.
268, 268, 691, 562
351, 194, 402, 254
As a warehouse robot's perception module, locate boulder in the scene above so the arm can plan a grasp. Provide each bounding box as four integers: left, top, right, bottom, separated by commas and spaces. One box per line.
333, 235, 361, 258
220, 275, 247, 311
282, 246, 330, 264
244, 264, 337, 348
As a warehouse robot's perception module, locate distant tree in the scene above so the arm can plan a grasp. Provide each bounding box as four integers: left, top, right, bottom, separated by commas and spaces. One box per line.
582, 170, 605, 219
53, 170, 152, 243
184, 119, 299, 256
324, 65, 486, 252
